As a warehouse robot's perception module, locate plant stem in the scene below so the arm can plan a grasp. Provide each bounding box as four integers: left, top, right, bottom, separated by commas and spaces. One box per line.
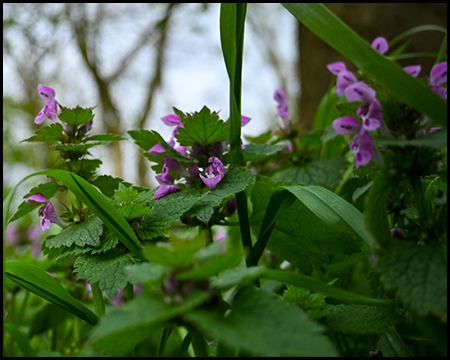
126, 282, 134, 302
91, 282, 105, 318
158, 326, 173, 357
410, 173, 429, 227
204, 225, 214, 246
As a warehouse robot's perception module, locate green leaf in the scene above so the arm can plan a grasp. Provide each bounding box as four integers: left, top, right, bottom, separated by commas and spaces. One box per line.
40, 169, 144, 260
325, 304, 404, 335
184, 286, 336, 357
376, 243, 447, 321
241, 143, 286, 162
113, 183, 139, 205
378, 325, 415, 357
260, 270, 392, 306
50, 142, 105, 154
376, 129, 447, 149
74, 251, 138, 299
21, 123, 64, 143
187, 166, 255, 223
271, 157, 347, 188
138, 191, 208, 240
250, 181, 364, 272
89, 291, 209, 356
8, 181, 61, 223
119, 204, 151, 221
90, 175, 133, 198
175, 106, 229, 147
127, 129, 164, 152
84, 134, 124, 142
282, 3, 447, 128
284, 185, 374, 250
58, 106, 95, 127
45, 215, 103, 249
4, 323, 37, 357
5, 261, 98, 325
210, 265, 266, 290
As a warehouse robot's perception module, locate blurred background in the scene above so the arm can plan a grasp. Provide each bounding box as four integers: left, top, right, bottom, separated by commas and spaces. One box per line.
3, 3, 447, 191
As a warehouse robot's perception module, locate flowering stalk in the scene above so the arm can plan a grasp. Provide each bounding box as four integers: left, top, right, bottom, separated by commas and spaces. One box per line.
91, 281, 105, 318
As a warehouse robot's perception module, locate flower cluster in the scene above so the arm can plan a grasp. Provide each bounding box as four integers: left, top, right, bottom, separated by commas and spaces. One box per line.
149, 112, 251, 199
25, 193, 68, 231
328, 37, 447, 168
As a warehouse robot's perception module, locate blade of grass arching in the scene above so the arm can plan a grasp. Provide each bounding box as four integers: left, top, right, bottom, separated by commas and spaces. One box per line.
247, 188, 296, 267
5, 261, 98, 326
39, 169, 145, 260
220, 4, 252, 254
4, 323, 37, 357
261, 270, 392, 306
282, 3, 447, 128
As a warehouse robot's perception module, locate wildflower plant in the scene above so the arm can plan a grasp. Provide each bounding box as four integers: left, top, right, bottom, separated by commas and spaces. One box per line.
3, 3, 447, 358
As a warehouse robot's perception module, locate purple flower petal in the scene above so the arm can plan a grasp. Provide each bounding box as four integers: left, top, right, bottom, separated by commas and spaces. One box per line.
35, 109, 45, 124
276, 102, 289, 118
332, 116, 361, 135
273, 88, 287, 103
430, 61, 447, 86
362, 99, 383, 131
148, 143, 165, 156
37, 84, 55, 101
371, 37, 389, 54
351, 130, 376, 168
345, 82, 376, 103
327, 62, 346, 75
429, 85, 447, 101
44, 100, 58, 121
155, 185, 181, 199
26, 193, 49, 207
38, 201, 68, 231
336, 70, 357, 97
161, 114, 182, 126
200, 157, 225, 188
155, 165, 174, 185
403, 65, 421, 78
241, 115, 251, 127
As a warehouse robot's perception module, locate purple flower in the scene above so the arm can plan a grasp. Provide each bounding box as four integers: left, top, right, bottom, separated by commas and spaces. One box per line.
155, 185, 181, 199
273, 88, 290, 131
350, 129, 379, 168
26, 193, 68, 231
35, 84, 58, 124
332, 116, 361, 135
327, 62, 347, 75
241, 115, 252, 127
345, 82, 376, 103
429, 61, 447, 101
200, 157, 225, 188
161, 114, 183, 126
336, 71, 357, 97
148, 114, 184, 156
155, 164, 175, 185
404, 65, 421, 78
371, 37, 389, 54
361, 98, 383, 131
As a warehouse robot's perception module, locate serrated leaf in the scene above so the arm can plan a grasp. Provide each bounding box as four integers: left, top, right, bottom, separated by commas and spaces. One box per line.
9, 181, 61, 223
325, 304, 404, 335
114, 183, 139, 205
376, 243, 447, 321
89, 291, 208, 356
45, 215, 103, 249
21, 123, 64, 143
51, 142, 104, 153
119, 204, 151, 221
188, 166, 255, 223
90, 175, 133, 198
74, 251, 138, 299
176, 106, 229, 147
58, 106, 95, 127
244, 130, 273, 144
184, 286, 336, 357
138, 191, 209, 240
127, 129, 164, 152
272, 157, 347, 188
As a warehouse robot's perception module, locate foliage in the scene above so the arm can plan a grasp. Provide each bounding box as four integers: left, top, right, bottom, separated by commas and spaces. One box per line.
3, 3, 447, 357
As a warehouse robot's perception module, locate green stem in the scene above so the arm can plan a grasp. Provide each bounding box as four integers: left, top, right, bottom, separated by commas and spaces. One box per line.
126, 282, 134, 302
158, 326, 173, 357
177, 331, 193, 357
410, 173, 429, 227
91, 282, 105, 318
204, 225, 214, 246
